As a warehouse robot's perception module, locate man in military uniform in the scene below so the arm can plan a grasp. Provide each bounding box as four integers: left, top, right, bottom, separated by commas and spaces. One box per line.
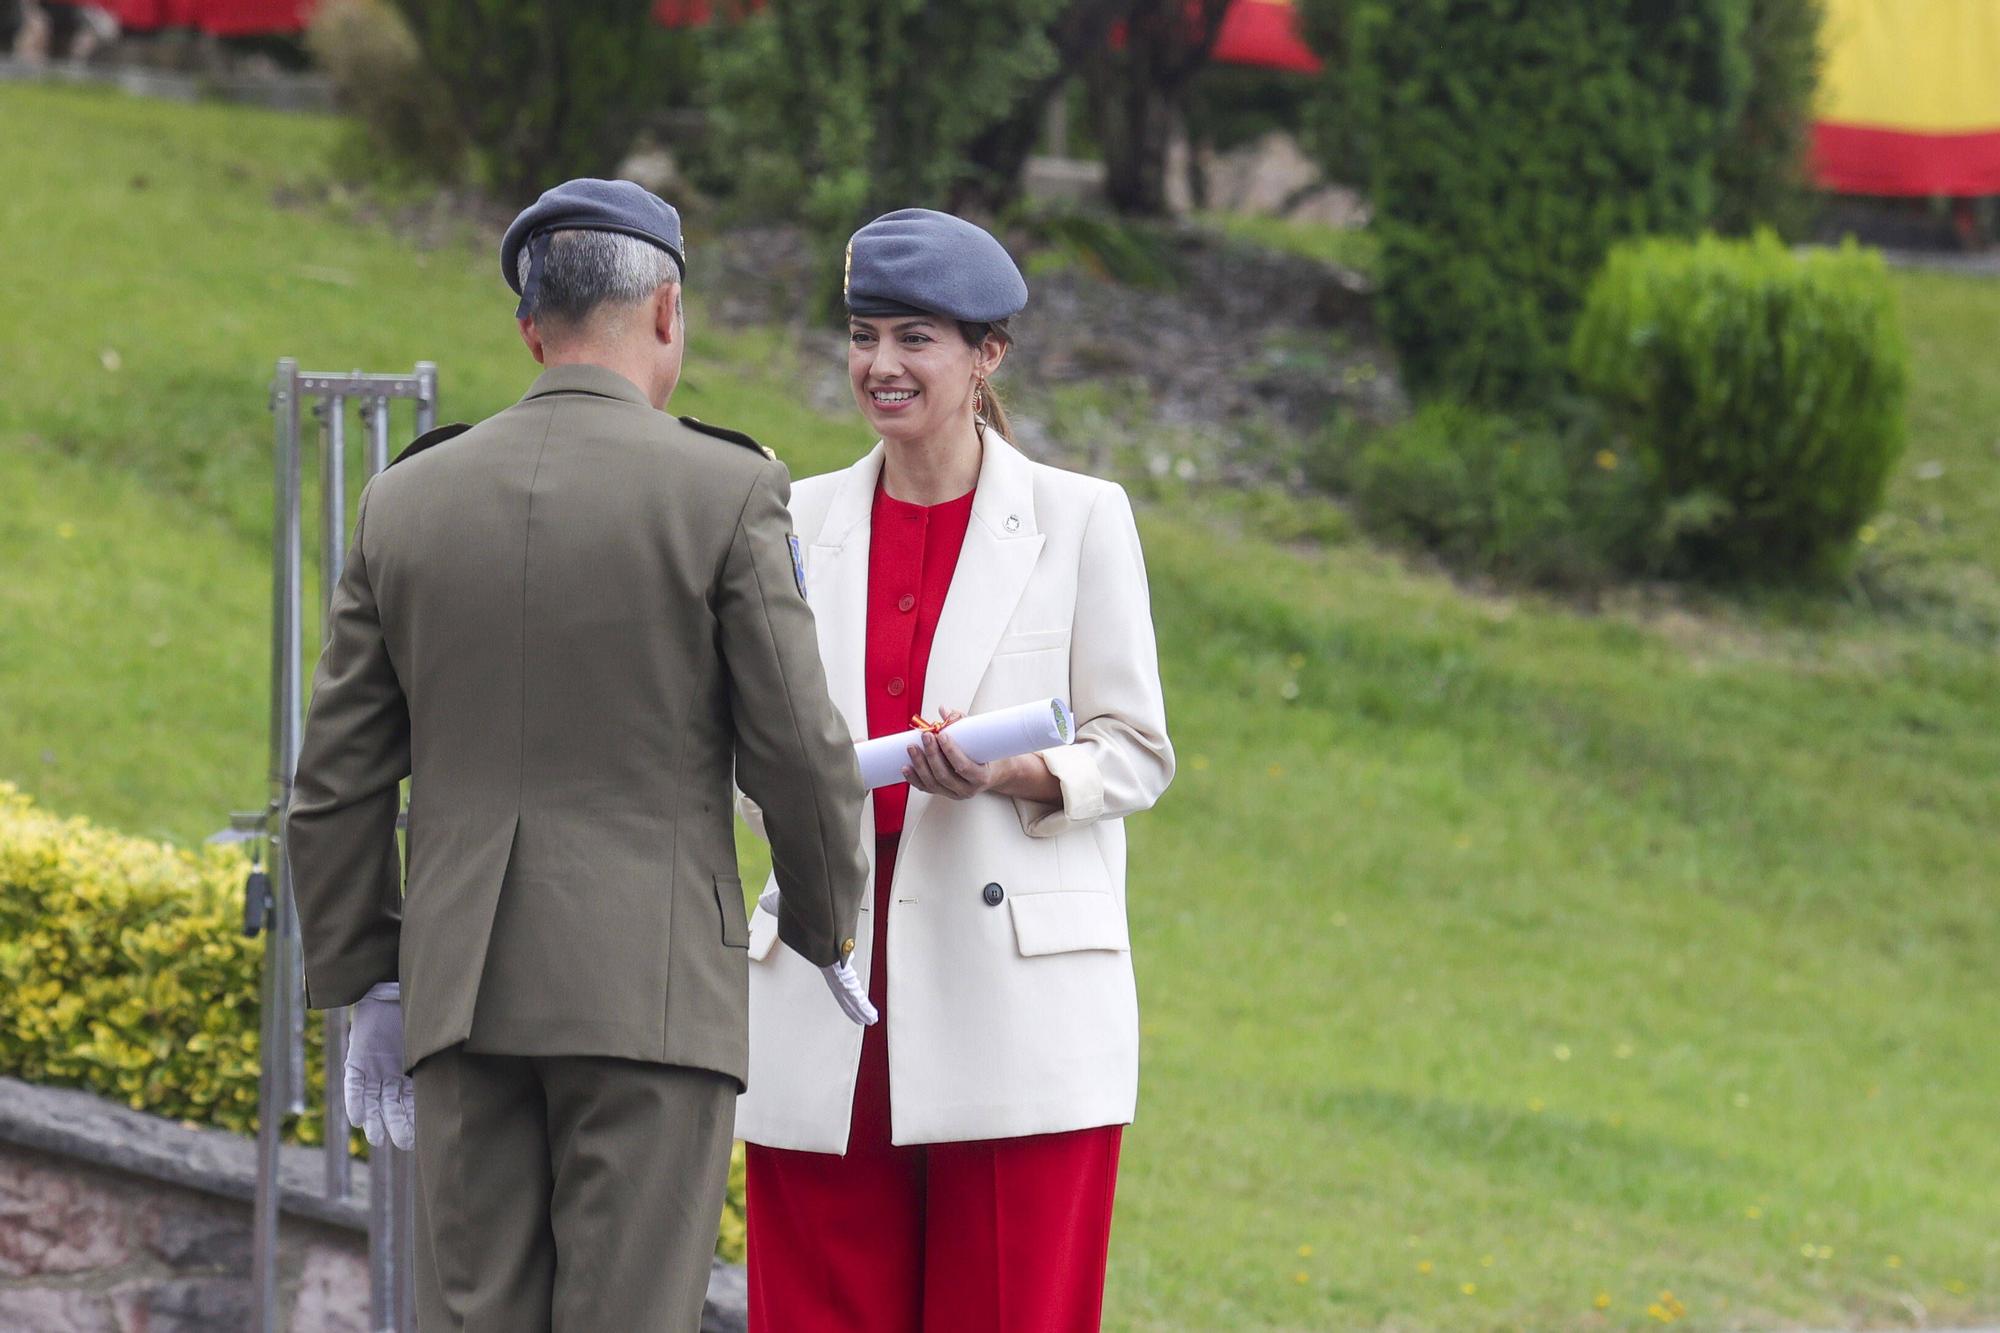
285, 179, 873, 1331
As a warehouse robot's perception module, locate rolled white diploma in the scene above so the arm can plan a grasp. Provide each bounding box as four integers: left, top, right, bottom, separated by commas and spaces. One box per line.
854, 697, 1076, 791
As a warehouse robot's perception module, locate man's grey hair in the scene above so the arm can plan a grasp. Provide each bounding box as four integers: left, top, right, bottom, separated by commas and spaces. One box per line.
517, 229, 683, 329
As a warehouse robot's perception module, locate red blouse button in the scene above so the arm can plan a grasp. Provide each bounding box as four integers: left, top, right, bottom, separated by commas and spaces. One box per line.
886, 677, 906, 697
897, 594, 916, 613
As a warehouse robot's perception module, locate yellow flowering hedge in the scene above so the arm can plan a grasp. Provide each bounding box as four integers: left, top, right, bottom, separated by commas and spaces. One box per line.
0, 781, 326, 1138
0, 783, 748, 1260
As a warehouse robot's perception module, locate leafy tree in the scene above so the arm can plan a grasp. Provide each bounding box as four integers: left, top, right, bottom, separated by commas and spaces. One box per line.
956, 0, 1128, 214
390, 0, 699, 202
706, 0, 1065, 290
1082, 0, 1234, 215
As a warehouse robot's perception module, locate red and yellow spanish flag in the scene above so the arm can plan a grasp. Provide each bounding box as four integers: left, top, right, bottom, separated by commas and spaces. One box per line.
1814, 0, 2000, 196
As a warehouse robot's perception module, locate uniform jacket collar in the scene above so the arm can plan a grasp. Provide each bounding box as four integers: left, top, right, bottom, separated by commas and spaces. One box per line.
521, 362, 655, 409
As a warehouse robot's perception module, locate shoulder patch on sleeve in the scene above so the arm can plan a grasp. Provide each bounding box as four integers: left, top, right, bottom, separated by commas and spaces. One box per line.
678, 415, 777, 461
788, 533, 808, 599
389, 422, 472, 468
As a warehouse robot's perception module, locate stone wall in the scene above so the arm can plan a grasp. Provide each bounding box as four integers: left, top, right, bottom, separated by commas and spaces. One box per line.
0, 1077, 748, 1332
0, 1144, 365, 1332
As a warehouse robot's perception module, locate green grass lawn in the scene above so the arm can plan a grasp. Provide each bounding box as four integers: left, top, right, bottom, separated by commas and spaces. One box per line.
1877, 266, 2000, 625
5, 83, 2000, 1330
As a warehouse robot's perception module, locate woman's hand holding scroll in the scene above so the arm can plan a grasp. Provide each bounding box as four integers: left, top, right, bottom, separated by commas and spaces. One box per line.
904, 709, 1062, 804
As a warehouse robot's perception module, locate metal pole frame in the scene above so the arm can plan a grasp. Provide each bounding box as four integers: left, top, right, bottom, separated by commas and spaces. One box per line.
247, 360, 438, 1333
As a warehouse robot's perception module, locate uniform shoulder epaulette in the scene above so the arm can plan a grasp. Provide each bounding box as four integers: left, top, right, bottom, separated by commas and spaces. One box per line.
390, 422, 473, 468
678, 415, 777, 461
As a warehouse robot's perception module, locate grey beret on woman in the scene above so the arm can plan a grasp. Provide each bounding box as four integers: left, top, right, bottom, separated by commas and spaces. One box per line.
738, 208, 1176, 1331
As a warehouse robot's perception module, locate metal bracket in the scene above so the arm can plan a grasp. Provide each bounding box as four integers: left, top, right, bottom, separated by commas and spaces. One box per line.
241, 867, 273, 938
208, 810, 275, 937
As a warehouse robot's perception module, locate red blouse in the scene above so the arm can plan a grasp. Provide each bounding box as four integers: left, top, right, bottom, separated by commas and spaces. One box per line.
865, 482, 977, 838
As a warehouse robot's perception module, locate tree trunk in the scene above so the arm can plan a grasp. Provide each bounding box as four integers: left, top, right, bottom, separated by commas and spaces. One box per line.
1104, 79, 1177, 215
957, 0, 1127, 214
956, 89, 1062, 214
1094, 0, 1230, 216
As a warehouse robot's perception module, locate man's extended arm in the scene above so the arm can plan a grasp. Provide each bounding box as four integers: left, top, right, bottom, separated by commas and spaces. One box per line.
285, 482, 411, 1009
715, 461, 868, 968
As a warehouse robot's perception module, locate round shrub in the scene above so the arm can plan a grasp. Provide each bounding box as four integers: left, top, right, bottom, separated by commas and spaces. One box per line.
1571, 232, 1908, 578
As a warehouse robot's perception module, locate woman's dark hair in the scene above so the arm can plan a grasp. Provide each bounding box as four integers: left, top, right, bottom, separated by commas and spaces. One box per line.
956, 317, 1014, 442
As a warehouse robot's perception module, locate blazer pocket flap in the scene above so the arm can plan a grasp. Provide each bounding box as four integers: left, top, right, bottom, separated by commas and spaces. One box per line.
993, 627, 1069, 656
1007, 891, 1130, 957
715, 875, 750, 949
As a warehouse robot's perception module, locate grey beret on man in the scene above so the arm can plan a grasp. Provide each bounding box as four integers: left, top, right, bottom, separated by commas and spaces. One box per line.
501, 178, 685, 318
844, 208, 1028, 323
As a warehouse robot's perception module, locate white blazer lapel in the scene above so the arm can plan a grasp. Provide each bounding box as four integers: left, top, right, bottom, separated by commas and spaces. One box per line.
904, 432, 1045, 840
807, 445, 883, 744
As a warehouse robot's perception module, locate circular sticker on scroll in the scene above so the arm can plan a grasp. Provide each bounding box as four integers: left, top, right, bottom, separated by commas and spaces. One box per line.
1051, 697, 1073, 742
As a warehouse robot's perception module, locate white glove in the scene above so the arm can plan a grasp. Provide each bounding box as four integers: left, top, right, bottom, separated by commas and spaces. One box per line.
761, 887, 877, 1027
822, 958, 878, 1027
345, 982, 415, 1151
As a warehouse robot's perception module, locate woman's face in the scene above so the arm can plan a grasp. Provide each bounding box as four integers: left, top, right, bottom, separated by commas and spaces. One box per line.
847, 314, 981, 444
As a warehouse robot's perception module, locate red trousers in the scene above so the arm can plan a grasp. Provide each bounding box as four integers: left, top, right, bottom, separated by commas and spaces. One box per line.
745, 837, 1124, 1333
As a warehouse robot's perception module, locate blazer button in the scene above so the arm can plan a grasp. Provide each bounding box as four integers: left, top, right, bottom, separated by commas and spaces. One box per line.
982, 882, 1005, 906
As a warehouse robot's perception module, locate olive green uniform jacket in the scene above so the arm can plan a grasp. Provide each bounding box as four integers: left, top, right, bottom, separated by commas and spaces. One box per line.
285, 363, 868, 1088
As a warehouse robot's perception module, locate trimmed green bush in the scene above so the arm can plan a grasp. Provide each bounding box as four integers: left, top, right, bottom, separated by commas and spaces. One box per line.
1571, 232, 1908, 579
0, 782, 316, 1135
1314, 0, 1749, 407
1342, 399, 1652, 588
0, 783, 753, 1258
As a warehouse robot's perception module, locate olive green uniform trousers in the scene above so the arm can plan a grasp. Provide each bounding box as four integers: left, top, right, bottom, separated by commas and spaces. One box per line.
411, 1047, 736, 1332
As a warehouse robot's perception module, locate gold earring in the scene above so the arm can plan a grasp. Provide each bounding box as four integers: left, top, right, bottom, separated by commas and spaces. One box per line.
972, 379, 986, 416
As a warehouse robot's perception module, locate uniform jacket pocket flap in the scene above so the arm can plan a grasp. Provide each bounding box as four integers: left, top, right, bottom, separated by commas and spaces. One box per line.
1007, 890, 1130, 956
716, 875, 750, 949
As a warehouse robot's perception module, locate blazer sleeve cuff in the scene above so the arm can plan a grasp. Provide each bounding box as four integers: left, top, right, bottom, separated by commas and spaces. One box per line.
1015, 744, 1106, 839
777, 912, 840, 970
302, 949, 400, 1012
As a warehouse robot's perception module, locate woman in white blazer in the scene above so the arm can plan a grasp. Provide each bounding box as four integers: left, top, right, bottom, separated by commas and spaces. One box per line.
736, 210, 1174, 1332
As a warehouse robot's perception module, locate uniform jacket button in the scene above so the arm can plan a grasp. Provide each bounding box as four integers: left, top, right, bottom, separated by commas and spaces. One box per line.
982, 882, 1005, 906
